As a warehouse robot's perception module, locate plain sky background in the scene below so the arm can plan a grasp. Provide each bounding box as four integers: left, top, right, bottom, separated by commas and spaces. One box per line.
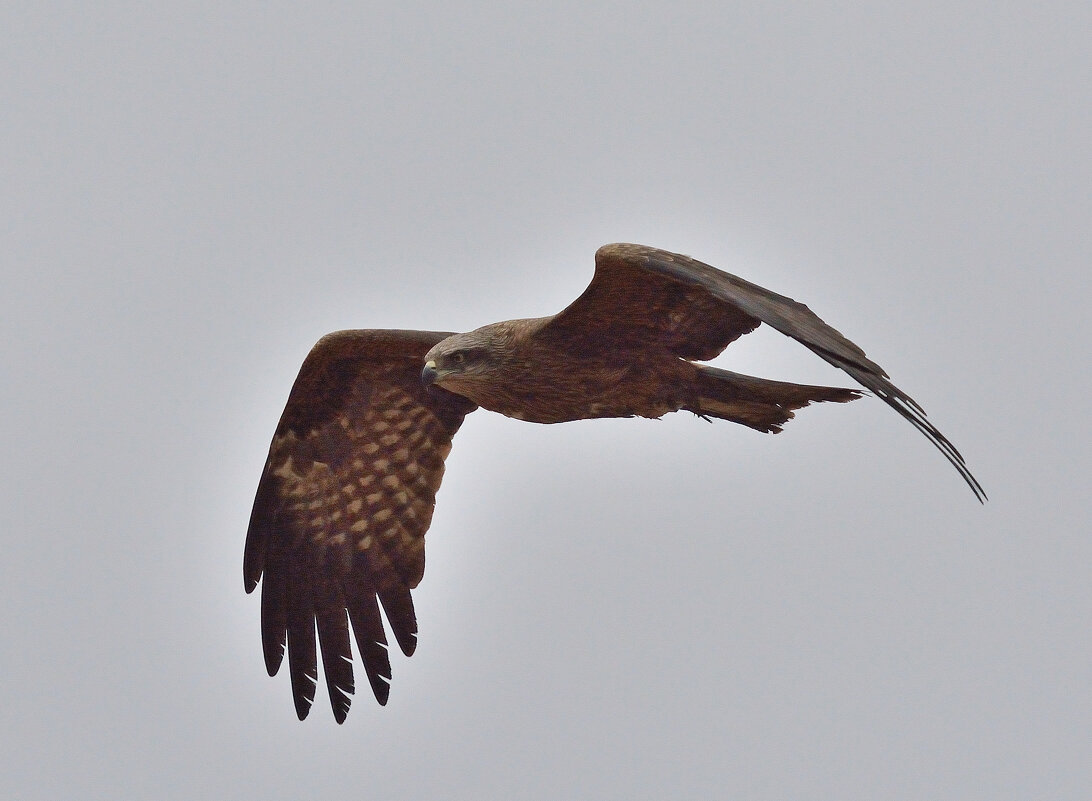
3, 2, 1089, 799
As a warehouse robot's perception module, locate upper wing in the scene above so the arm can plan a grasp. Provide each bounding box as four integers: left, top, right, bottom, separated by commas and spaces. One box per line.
541, 243, 985, 502
243, 329, 477, 722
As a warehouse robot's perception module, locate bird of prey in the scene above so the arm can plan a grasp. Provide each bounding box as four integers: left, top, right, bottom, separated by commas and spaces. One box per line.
244, 243, 985, 722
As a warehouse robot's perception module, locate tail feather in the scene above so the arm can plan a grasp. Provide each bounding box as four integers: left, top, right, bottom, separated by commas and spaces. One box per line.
687, 365, 861, 433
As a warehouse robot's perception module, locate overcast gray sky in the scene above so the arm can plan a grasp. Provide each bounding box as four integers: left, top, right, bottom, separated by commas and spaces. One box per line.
3, 2, 1089, 799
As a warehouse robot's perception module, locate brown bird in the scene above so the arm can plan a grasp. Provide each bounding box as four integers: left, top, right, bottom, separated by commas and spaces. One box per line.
244, 243, 985, 722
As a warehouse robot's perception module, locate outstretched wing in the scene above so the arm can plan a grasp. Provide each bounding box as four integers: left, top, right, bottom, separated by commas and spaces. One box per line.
541, 243, 985, 501
243, 329, 476, 722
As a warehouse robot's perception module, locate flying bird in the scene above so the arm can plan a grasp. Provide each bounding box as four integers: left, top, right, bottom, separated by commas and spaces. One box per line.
244, 243, 985, 722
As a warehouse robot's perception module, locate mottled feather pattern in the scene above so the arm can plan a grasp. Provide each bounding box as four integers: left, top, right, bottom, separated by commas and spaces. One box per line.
244, 330, 475, 721
246, 244, 984, 722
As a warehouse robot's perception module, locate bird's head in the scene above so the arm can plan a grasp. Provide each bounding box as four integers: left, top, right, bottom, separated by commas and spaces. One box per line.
421, 325, 507, 398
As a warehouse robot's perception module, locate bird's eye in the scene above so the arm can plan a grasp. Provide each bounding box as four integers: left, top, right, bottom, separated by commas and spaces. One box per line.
451, 352, 465, 363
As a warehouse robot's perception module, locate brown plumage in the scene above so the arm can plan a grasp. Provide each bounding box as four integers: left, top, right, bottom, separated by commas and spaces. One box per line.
244, 243, 985, 722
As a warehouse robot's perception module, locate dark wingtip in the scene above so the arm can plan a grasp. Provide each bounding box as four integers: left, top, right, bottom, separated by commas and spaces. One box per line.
263, 637, 286, 677
378, 587, 419, 657
365, 654, 393, 705
839, 364, 988, 504
375, 681, 391, 706
332, 691, 351, 724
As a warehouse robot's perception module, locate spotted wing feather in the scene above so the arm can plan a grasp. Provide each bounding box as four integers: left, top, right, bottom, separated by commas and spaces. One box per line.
244, 329, 476, 722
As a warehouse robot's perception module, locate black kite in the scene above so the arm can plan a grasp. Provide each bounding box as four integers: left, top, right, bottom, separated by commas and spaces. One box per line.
244, 243, 985, 722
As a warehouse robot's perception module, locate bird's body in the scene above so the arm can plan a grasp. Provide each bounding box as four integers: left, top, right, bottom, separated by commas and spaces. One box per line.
424, 317, 689, 423
245, 243, 985, 722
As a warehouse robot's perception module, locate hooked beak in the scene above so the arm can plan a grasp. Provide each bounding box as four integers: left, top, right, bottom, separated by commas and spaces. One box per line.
421, 360, 439, 386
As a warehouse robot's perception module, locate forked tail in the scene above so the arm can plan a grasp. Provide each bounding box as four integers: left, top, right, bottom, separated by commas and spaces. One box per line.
686, 365, 862, 433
